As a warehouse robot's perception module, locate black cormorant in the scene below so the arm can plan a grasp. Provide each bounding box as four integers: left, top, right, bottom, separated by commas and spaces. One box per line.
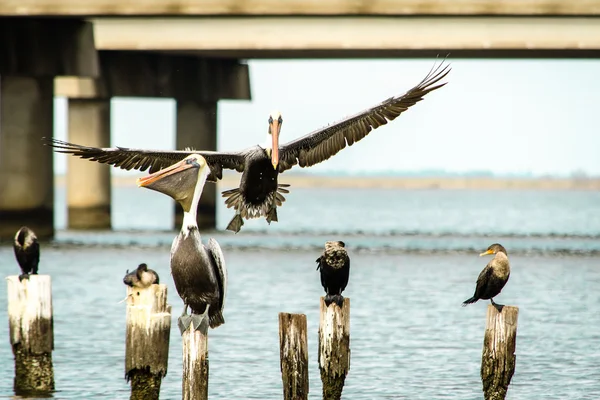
316, 241, 350, 307
463, 243, 510, 309
13, 226, 40, 282
123, 263, 160, 289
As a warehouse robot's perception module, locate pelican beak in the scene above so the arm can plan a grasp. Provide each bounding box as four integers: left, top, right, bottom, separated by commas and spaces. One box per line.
270, 121, 280, 170
137, 158, 197, 188
479, 249, 494, 257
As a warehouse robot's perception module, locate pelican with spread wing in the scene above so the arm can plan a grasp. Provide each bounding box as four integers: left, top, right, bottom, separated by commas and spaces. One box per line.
47, 61, 450, 232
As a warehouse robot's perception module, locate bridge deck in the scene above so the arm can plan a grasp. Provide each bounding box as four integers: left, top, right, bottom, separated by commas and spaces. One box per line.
1, 0, 600, 16
91, 16, 600, 58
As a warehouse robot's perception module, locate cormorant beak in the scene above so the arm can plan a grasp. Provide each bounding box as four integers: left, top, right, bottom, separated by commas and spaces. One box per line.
270, 120, 280, 170
479, 249, 494, 257
137, 158, 199, 188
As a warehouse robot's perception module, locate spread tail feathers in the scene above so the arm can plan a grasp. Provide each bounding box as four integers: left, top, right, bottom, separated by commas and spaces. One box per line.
209, 311, 225, 329
222, 184, 291, 232
462, 296, 478, 307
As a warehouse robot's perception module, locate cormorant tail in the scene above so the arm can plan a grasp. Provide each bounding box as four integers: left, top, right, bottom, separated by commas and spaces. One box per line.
462, 296, 478, 307
324, 294, 344, 308
209, 311, 225, 329
226, 214, 244, 233
18, 273, 30, 282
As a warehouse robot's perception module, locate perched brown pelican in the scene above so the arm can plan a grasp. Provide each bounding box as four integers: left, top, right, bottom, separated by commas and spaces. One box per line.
137, 154, 227, 335
123, 263, 160, 289
462, 243, 510, 309
316, 241, 350, 307
45, 61, 450, 233
13, 226, 40, 282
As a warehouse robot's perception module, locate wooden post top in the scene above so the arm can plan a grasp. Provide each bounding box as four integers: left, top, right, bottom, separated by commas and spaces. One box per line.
485, 305, 519, 326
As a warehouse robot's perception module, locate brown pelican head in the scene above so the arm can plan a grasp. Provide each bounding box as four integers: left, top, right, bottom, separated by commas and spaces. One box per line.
267, 111, 282, 170
480, 243, 507, 257
136, 154, 210, 213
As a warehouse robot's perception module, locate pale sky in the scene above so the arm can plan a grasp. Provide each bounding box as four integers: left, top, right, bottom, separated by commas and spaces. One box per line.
53, 59, 600, 177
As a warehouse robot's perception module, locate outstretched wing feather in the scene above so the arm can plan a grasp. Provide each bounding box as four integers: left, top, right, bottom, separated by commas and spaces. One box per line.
278, 60, 450, 172
44, 138, 246, 182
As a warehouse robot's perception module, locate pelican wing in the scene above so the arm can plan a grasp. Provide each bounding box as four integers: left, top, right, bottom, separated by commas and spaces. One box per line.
44, 138, 246, 182
277, 61, 450, 172
206, 238, 227, 313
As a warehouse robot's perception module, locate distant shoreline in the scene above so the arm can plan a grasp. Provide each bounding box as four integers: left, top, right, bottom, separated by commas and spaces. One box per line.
54, 174, 600, 190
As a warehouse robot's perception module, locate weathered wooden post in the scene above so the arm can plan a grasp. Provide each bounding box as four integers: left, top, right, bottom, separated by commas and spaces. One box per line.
481, 305, 519, 400
318, 297, 350, 400
279, 312, 309, 400
6, 275, 54, 395
125, 284, 171, 400
182, 318, 209, 400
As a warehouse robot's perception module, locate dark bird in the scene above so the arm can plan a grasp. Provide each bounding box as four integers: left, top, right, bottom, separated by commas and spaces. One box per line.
13, 226, 40, 282
137, 154, 227, 335
462, 243, 511, 310
45, 61, 450, 233
316, 241, 350, 307
123, 263, 160, 289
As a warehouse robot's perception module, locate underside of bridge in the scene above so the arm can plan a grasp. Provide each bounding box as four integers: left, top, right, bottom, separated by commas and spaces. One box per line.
0, 2, 598, 239
0, 18, 251, 240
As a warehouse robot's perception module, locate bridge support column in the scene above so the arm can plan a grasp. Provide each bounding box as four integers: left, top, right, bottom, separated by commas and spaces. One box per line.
0, 76, 55, 240
67, 98, 112, 229
175, 101, 218, 230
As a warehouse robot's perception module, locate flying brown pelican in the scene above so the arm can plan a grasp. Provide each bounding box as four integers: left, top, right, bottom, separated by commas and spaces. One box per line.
316, 241, 350, 307
46, 61, 450, 233
123, 263, 160, 289
137, 154, 227, 334
462, 243, 510, 310
13, 226, 40, 282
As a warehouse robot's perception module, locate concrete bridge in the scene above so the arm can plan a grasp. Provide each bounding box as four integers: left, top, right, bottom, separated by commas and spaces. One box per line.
1, 0, 599, 239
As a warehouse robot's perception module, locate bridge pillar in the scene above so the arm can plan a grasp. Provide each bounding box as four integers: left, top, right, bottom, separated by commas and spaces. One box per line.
56, 52, 251, 232
67, 98, 112, 229
0, 18, 98, 240
0, 76, 55, 240
175, 101, 218, 230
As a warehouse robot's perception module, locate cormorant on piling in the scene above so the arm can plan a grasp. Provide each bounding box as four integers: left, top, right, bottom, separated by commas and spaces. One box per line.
13, 226, 40, 282
462, 243, 510, 310
46, 61, 450, 233
316, 241, 350, 307
137, 154, 228, 335
123, 263, 160, 289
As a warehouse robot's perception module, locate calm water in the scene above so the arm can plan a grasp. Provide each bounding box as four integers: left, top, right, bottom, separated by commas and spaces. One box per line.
1, 185, 600, 399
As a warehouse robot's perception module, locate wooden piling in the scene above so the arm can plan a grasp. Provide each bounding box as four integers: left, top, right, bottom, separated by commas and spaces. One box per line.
6, 275, 54, 395
182, 318, 209, 400
125, 284, 171, 400
279, 313, 309, 400
318, 297, 350, 400
481, 305, 519, 400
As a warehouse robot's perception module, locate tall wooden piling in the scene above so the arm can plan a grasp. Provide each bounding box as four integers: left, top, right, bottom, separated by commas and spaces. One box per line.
6, 275, 54, 395
182, 318, 209, 400
318, 297, 350, 400
481, 305, 519, 400
125, 284, 171, 400
279, 313, 309, 400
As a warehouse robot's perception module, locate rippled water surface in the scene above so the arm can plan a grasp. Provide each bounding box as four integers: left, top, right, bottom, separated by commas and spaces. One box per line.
1, 186, 599, 399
